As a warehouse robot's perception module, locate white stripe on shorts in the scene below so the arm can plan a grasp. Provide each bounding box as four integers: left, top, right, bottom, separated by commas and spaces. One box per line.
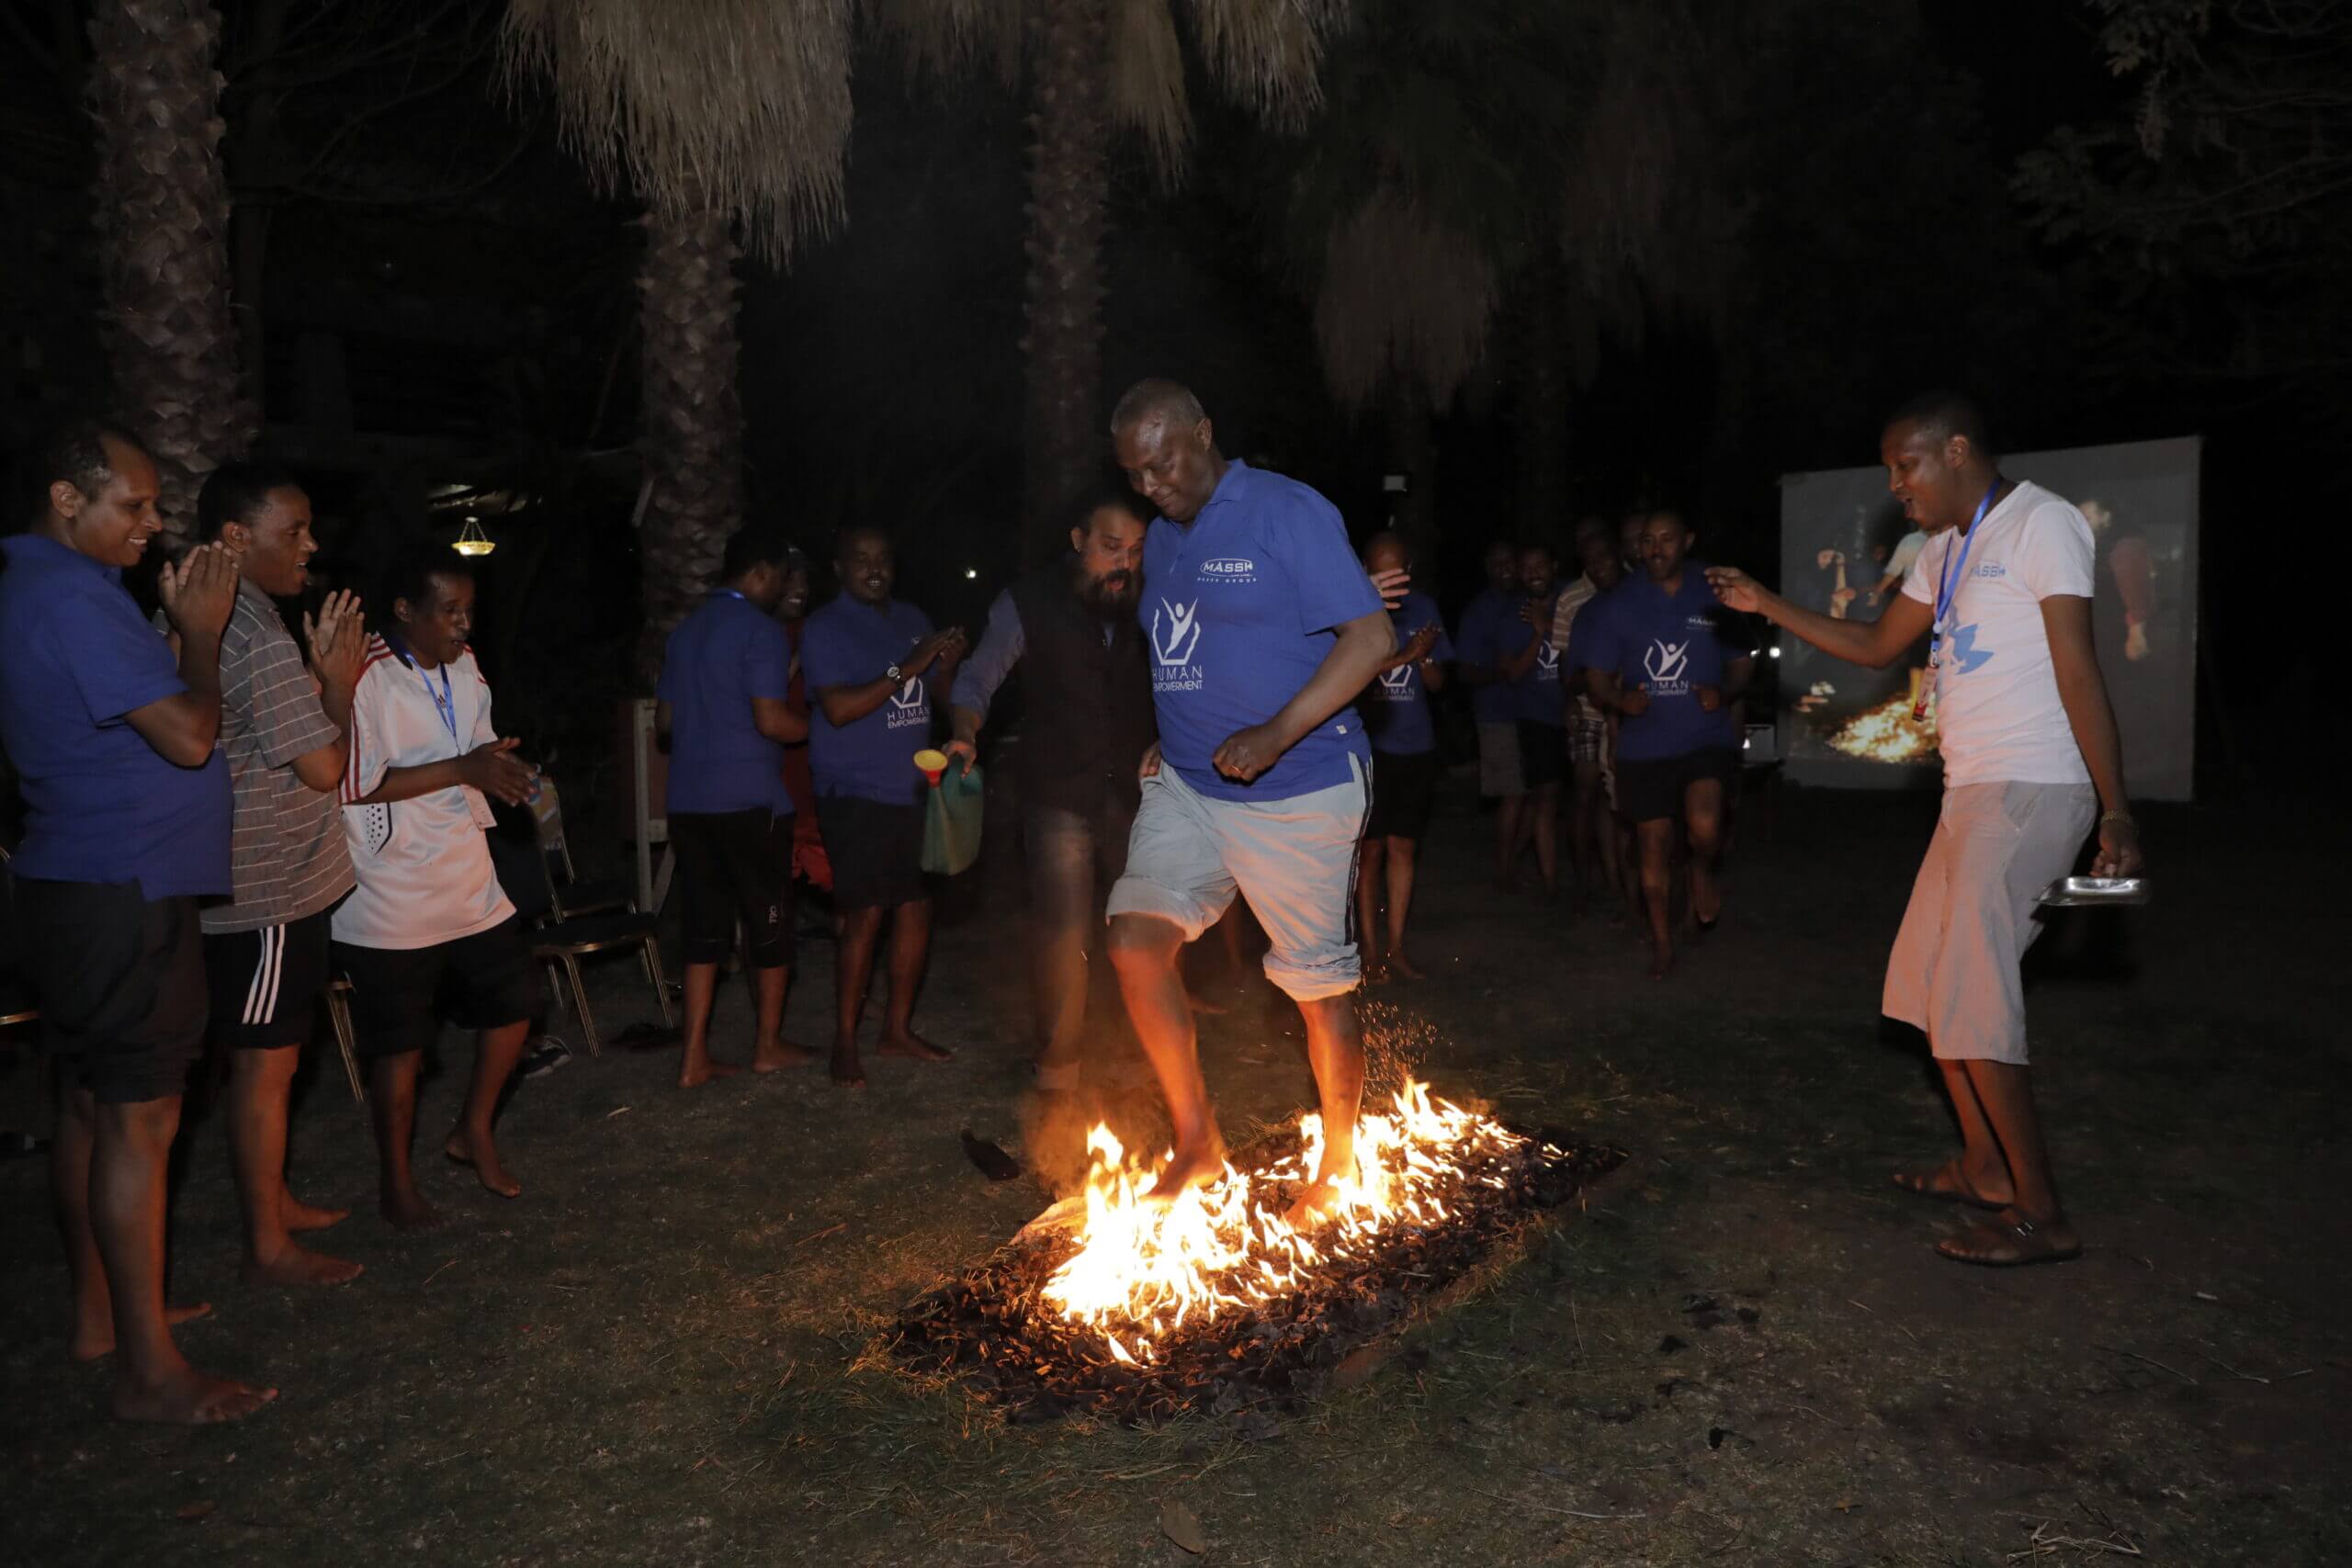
243, 923, 285, 1026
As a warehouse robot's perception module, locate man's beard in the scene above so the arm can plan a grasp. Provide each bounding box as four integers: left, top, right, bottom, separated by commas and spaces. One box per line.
1082, 570, 1138, 612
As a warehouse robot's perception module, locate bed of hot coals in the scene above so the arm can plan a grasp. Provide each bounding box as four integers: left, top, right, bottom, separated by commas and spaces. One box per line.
892, 1085, 1628, 1425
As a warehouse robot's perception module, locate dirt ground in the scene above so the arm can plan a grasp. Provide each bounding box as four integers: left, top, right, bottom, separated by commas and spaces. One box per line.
4, 781, 2347, 1567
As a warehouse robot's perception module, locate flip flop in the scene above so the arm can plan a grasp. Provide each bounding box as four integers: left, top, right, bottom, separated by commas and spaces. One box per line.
1891, 1164, 2008, 1212
1936, 1213, 2082, 1268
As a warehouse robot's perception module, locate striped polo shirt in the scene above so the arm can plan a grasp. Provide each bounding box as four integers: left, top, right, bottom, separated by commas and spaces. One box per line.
201, 581, 356, 935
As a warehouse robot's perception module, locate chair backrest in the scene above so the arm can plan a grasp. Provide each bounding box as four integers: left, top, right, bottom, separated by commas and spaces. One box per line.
488, 819, 558, 924
528, 777, 579, 885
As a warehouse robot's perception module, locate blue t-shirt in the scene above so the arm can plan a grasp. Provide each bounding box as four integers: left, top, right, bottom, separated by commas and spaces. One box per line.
1358, 590, 1455, 757
800, 594, 936, 805
0, 534, 231, 898
657, 589, 797, 817
1138, 460, 1384, 802
1573, 566, 1749, 761
1453, 586, 1522, 725
1510, 590, 1566, 728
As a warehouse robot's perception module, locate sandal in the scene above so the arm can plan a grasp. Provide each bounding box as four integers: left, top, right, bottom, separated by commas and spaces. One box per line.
1936, 1211, 2082, 1268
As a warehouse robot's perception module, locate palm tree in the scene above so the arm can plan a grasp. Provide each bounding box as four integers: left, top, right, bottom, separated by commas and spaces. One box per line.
503, 0, 855, 690
883, 0, 1350, 558
86, 0, 258, 540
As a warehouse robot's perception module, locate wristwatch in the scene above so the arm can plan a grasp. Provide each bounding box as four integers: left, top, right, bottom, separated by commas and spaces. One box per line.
885, 662, 902, 682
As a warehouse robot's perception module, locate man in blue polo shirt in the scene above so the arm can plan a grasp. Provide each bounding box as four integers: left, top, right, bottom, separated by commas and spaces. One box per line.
1103, 379, 1396, 1225
657, 525, 814, 1089
1577, 510, 1753, 979
1354, 530, 1453, 982
801, 525, 965, 1088
0, 420, 275, 1424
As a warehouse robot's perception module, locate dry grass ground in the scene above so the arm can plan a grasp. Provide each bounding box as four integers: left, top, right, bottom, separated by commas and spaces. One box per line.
3, 785, 2346, 1566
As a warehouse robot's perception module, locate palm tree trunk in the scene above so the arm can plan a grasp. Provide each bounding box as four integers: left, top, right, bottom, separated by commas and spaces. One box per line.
1021, 0, 1112, 561
634, 200, 744, 694
87, 0, 256, 541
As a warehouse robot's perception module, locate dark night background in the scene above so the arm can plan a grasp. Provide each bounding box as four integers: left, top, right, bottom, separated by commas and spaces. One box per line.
1, 0, 2335, 794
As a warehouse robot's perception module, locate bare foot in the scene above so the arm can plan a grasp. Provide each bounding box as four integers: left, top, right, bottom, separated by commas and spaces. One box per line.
112, 1360, 277, 1425
677, 1054, 742, 1089
444, 1129, 521, 1199
1936, 1208, 2082, 1267
242, 1243, 364, 1288
71, 1301, 213, 1363
752, 1040, 818, 1073
1283, 1175, 1350, 1230
380, 1186, 445, 1231
1148, 1137, 1229, 1201
1183, 988, 1229, 1017
1646, 942, 1672, 981
283, 1195, 348, 1234
829, 1046, 867, 1089
876, 1031, 952, 1063
1388, 952, 1427, 981
1361, 960, 1391, 986
1891, 1159, 2012, 1210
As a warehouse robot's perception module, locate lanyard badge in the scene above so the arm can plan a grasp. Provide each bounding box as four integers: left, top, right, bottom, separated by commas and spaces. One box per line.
1915, 479, 2005, 722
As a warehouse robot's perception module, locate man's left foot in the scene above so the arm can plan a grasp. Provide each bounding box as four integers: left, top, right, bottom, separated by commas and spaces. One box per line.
752, 1040, 818, 1073
677, 1055, 742, 1089
876, 1031, 952, 1063
283, 1195, 349, 1233
71, 1302, 213, 1363
1388, 952, 1427, 981
443, 1130, 521, 1198
242, 1243, 364, 1288
1647, 942, 1673, 981
1936, 1208, 2081, 1267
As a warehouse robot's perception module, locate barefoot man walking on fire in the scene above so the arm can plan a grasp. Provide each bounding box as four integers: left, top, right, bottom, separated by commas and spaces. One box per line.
1103, 379, 1396, 1224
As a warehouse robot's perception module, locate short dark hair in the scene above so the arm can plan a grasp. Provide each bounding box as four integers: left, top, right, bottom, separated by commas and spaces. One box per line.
1109, 378, 1206, 435
1886, 389, 1996, 459
720, 525, 798, 581
26, 417, 142, 525
832, 523, 890, 560
196, 459, 305, 542
1072, 490, 1151, 536
385, 541, 473, 615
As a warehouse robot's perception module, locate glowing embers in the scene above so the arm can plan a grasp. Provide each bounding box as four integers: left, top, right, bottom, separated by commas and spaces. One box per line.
1042, 1084, 1522, 1366
893, 1092, 1626, 1425
1826, 691, 1940, 765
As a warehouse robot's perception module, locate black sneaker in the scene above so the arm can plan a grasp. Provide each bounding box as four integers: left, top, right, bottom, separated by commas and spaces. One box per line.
518, 1036, 572, 1079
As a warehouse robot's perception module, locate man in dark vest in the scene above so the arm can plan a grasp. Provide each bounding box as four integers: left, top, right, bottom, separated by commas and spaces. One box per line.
946, 491, 1154, 1095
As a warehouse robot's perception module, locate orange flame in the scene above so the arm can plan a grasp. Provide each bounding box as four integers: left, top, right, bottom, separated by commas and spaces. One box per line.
1039, 1082, 1526, 1363
1826, 691, 1939, 765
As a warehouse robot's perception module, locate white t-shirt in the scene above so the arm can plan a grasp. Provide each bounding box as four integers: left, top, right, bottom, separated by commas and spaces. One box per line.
332, 638, 516, 950
1900, 481, 2094, 789
1886, 530, 1928, 580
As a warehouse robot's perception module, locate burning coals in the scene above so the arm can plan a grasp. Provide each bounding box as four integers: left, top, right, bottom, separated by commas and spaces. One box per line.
893, 1084, 1626, 1425
1826, 690, 1940, 764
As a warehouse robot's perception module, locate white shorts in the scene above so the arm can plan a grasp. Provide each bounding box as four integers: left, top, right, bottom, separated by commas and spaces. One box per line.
1106, 756, 1369, 1002
1882, 781, 2097, 1065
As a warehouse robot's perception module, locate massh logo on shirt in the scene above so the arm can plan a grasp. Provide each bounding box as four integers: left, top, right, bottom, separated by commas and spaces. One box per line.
1150, 598, 1204, 692
886, 672, 928, 728
1198, 557, 1257, 582
1643, 637, 1693, 694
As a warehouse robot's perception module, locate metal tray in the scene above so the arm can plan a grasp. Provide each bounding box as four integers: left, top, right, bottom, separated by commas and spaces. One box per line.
2039, 875, 2150, 908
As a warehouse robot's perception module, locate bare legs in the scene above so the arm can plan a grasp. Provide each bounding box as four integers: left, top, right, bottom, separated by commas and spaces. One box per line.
1492, 793, 1527, 890
1355, 838, 1388, 978
1568, 760, 1614, 904
374, 1021, 529, 1227
679, 960, 808, 1087
1634, 818, 1676, 979
1108, 913, 1365, 1224
226, 1047, 358, 1286
1525, 781, 1561, 897
1356, 837, 1425, 980
1910, 1056, 2080, 1263
443, 1021, 528, 1198
831, 900, 948, 1087
1634, 777, 1727, 978
54, 1087, 275, 1423
676, 961, 741, 1088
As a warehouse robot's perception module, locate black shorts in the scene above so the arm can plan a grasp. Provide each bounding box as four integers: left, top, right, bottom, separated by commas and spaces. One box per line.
670, 807, 797, 967
205, 908, 333, 1051
821, 795, 927, 912
331, 917, 538, 1058
9, 878, 206, 1105
1516, 720, 1567, 790
1614, 748, 1738, 824
1364, 750, 1440, 840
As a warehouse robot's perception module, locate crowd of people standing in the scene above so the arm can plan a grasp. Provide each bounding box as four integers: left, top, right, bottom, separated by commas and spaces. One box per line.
0, 383, 2143, 1428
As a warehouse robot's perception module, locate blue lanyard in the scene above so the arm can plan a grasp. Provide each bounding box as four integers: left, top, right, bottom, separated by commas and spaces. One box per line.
1916, 479, 2005, 719
411, 657, 458, 745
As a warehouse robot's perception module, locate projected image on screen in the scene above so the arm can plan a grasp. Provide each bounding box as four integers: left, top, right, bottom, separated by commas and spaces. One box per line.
1776, 437, 2199, 801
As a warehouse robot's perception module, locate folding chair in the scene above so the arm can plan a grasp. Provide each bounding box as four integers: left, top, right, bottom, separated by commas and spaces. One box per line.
526, 777, 635, 920
491, 802, 673, 1055
322, 979, 368, 1103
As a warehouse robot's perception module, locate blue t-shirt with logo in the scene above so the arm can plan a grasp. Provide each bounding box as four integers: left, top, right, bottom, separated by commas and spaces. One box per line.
1358, 590, 1454, 757
0, 533, 232, 899
800, 594, 936, 805
1453, 586, 1522, 725
1138, 460, 1384, 802
1573, 565, 1749, 761
657, 590, 797, 818
1510, 590, 1567, 728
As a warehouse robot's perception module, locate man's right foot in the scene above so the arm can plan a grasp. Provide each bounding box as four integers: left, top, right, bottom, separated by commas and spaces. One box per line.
829, 1047, 867, 1089
71, 1301, 211, 1363
1646, 942, 1672, 981
380, 1187, 445, 1231
677, 1054, 742, 1089
112, 1362, 277, 1426
752, 1040, 818, 1073
242, 1243, 364, 1288
283, 1195, 349, 1233
1389, 952, 1427, 981
1149, 1137, 1229, 1201
1892, 1160, 2012, 1210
